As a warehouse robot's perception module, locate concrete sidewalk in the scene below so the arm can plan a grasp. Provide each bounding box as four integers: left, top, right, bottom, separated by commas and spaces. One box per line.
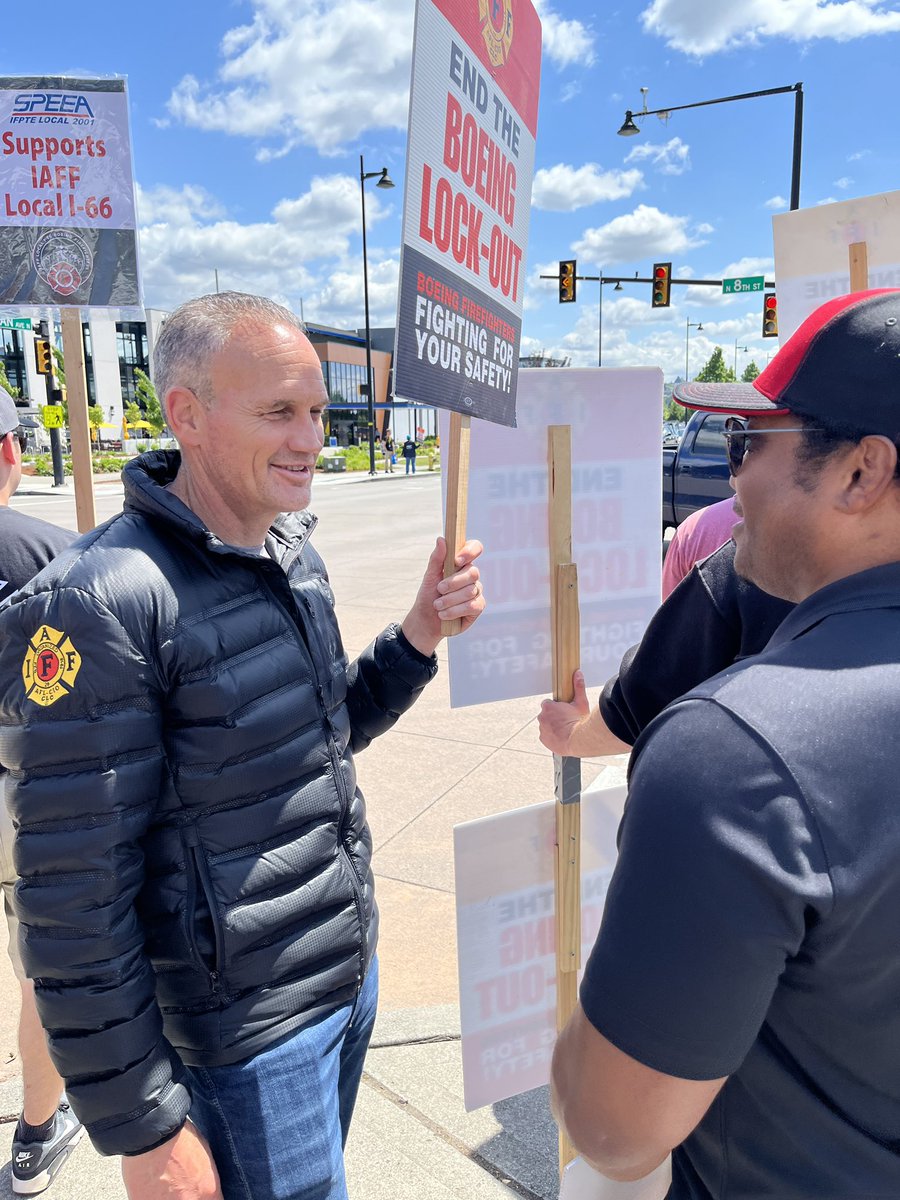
3, 470, 629, 1199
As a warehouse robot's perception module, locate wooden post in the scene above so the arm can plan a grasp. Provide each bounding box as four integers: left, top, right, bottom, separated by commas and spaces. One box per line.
59, 309, 96, 532
849, 242, 869, 292
441, 410, 471, 637
548, 425, 582, 1177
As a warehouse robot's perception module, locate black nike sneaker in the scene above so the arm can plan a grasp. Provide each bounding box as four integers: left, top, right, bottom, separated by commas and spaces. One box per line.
11, 1101, 85, 1195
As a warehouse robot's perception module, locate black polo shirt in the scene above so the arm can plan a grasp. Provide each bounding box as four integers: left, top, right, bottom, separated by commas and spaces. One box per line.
581, 563, 900, 1198
600, 540, 794, 745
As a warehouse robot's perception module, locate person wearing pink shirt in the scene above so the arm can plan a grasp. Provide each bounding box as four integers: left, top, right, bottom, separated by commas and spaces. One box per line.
661, 496, 740, 598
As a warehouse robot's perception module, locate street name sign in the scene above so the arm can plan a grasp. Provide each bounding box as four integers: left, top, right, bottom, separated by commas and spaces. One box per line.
722, 276, 764, 294
0, 317, 32, 330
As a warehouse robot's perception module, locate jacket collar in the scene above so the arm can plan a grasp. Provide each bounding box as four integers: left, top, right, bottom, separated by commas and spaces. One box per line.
122, 451, 316, 557
765, 561, 900, 650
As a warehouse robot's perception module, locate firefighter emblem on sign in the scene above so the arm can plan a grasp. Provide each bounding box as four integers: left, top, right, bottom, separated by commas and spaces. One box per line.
479, 0, 513, 67
22, 626, 82, 708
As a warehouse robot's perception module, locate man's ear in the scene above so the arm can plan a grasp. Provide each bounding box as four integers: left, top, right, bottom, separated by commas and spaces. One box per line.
165, 387, 205, 447
838, 436, 898, 514
0, 432, 16, 466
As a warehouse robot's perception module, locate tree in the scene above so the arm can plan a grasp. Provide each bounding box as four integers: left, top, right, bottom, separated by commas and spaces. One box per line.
694, 347, 736, 383
135, 368, 165, 435
741, 361, 761, 382
124, 401, 143, 433
88, 405, 105, 443
663, 398, 687, 421
0, 360, 20, 399
51, 346, 65, 387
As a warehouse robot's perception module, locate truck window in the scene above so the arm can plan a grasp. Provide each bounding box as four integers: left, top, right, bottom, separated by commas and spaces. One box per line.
690, 413, 728, 457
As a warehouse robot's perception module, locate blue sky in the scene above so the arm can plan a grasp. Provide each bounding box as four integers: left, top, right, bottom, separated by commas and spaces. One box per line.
7, 0, 900, 379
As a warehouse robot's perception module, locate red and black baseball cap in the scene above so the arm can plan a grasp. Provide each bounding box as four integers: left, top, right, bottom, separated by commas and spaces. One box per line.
673, 289, 900, 439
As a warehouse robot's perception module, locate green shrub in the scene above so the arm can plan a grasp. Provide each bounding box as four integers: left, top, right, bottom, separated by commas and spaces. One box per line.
25, 453, 131, 478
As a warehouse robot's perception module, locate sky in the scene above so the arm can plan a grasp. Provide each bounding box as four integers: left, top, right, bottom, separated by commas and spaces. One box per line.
6, 0, 900, 380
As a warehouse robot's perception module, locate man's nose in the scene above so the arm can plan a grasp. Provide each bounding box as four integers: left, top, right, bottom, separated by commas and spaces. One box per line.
287, 414, 324, 453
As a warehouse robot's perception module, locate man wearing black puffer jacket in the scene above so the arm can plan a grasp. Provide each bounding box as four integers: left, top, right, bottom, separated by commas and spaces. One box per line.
0, 292, 485, 1200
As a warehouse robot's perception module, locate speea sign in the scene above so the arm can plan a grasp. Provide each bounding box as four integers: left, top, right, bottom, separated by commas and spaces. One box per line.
13, 93, 95, 119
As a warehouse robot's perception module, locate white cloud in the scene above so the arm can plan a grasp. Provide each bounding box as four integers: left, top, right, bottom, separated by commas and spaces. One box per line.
720, 255, 774, 279
532, 0, 597, 66
560, 81, 582, 103
573, 205, 709, 268
165, 0, 595, 155
833, 176, 853, 189
166, 0, 414, 156
135, 184, 226, 226
764, 195, 788, 210
816, 196, 839, 206
625, 136, 691, 175
532, 163, 644, 211
847, 149, 870, 162
135, 175, 396, 326
641, 0, 900, 56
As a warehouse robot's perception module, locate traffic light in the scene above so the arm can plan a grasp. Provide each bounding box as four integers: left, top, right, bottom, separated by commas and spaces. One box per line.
34, 338, 52, 375
651, 263, 672, 308
762, 292, 778, 338
559, 260, 576, 304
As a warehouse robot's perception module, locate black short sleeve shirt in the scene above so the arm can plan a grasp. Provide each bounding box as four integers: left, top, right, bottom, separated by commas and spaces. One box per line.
600, 541, 793, 745
581, 564, 900, 1197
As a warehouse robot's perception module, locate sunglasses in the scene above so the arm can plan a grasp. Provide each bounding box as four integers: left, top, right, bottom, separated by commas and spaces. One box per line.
723, 416, 810, 475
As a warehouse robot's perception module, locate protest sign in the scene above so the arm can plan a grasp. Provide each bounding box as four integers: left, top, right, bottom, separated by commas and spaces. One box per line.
394, 0, 541, 426
0, 76, 140, 307
772, 190, 900, 339
455, 778, 627, 1110
443, 367, 662, 706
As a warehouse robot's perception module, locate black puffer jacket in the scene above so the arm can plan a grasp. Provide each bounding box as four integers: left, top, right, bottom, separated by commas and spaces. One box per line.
0, 452, 437, 1156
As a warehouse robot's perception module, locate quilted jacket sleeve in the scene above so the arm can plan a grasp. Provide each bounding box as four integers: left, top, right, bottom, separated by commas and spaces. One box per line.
0, 585, 191, 1157
345, 623, 438, 753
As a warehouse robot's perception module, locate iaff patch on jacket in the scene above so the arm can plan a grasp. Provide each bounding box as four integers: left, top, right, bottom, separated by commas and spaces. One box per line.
22, 626, 82, 708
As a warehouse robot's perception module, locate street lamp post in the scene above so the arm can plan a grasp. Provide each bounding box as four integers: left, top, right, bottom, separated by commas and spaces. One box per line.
734, 340, 750, 378
618, 83, 803, 210
359, 155, 395, 475
597, 276, 624, 367
685, 320, 703, 381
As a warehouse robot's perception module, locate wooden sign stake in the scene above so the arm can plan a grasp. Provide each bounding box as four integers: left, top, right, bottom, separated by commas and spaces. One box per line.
59, 309, 97, 533
849, 241, 869, 292
548, 424, 582, 1177
441, 410, 471, 637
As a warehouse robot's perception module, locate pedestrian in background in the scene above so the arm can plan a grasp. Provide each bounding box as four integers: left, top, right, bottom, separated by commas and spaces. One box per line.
402, 433, 418, 474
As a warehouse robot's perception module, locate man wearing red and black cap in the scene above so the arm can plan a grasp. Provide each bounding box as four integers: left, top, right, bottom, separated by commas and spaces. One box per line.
551, 291, 900, 1197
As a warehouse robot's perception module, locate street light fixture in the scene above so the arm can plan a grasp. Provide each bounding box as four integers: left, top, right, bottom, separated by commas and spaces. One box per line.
359, 156, 395, 475
685, 320, 703, 382
734, 341, 750, 378
617, 83, 804, 210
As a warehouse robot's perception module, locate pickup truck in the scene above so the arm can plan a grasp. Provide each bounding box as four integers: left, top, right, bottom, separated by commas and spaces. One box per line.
663, 410, 733, 530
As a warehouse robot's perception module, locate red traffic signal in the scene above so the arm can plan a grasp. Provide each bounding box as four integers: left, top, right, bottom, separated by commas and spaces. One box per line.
559, 260, 576, 304
651, 262, 671, 308
762, 292, 778, 338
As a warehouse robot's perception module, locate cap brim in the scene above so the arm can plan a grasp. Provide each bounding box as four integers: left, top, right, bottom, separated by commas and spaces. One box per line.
17, 416, 39, 428
672, 380, 789, 416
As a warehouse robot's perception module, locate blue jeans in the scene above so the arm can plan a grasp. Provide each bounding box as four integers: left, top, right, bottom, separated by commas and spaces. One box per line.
405, 456, 415, 474
185, 959, 378, 1200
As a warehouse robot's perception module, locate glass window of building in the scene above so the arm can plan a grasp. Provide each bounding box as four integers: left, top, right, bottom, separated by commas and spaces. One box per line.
0, 330, 27, 397
116, 322, 149, 406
